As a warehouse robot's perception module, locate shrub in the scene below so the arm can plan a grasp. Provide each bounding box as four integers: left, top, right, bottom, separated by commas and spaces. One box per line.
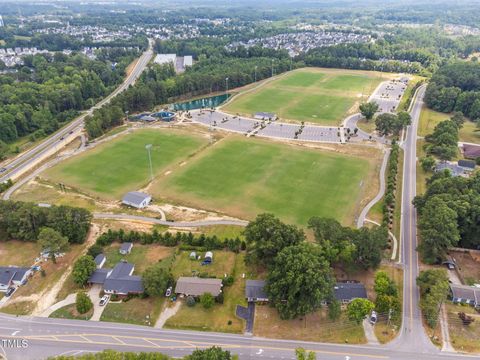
76, 292, 93, 314
200, 293, 215, 309
186, 296, 196, 307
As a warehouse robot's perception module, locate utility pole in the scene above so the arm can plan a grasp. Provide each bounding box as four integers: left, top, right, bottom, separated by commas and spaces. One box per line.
254, 65, 258, 82
271, 59, 274, 77
145, 144, 153, 182
225, 77, 229, 94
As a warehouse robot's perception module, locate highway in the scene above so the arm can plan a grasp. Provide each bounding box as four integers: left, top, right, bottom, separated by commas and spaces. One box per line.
0, 39, 154, 183
0, 313, 473, 360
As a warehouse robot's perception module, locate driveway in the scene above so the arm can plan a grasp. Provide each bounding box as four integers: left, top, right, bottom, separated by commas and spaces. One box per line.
236, 302, 255, 334
88, 285, 104, 321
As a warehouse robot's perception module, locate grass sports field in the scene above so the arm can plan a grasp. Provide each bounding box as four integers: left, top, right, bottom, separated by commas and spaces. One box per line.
45, 129, 208, 199
153, 136, 375, 226
222, 68, 384, 125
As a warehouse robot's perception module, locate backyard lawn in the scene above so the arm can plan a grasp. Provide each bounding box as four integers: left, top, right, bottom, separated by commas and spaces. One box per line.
153, 136, 375, 226
165, 253, 247, 333
223, 68, 383, 125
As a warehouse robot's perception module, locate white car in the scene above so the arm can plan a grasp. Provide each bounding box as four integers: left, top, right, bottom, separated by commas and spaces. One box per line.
369, 310, 378, 325
99, 295, 110, 306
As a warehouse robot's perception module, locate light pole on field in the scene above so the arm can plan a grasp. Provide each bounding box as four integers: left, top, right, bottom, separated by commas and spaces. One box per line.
271, 59, 274, 77
254, 65, 258, 82
225, 77, 229, 95
145, 144, 153, 182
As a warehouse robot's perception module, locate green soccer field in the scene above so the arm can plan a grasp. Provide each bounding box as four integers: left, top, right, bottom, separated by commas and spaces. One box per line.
44, 129, 208, 199
152, 137, 375, 226
222, 68, 383, 125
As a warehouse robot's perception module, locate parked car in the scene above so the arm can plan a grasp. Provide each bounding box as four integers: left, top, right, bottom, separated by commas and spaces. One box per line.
31, 265, 41, 271
165, 287, 172, 297
369, 310, 378, 325
99, 295, 110, 306
0, 167, 6, 173
5, 287, 15, 297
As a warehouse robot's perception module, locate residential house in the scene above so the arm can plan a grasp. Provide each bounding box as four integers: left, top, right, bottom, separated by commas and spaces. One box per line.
450, 284, 480, 308
175, 277, 222, 297
334, 282, 368, 304
88, 260, 144, 296
462, 144, 480, 160
0, 266, 32, 292
245, 280, 269, 302
122, 191, 152, 209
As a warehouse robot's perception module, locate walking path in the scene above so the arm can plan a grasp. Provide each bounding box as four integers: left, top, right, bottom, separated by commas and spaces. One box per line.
440, 305, 455, 352
365, 218, 398, 261
40, 294, 76, 317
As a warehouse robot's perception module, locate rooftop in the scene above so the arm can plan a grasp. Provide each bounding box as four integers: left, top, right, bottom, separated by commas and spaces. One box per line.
334, 282, 367, 302
175, 277, 222, 297
0, 266, 30, 285
122, 191, 151, 206
245, 280, 268, 300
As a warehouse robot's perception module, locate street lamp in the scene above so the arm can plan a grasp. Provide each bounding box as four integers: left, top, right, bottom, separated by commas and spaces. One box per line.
225, 77, 229, 94
254, 65, 258, 83
145, 144, 153, 182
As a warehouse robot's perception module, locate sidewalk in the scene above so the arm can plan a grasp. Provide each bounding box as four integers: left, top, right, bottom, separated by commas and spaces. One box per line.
363, 318, 380, 345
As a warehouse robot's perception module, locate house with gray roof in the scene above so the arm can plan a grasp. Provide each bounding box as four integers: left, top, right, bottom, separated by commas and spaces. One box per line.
94, 254, 106, 269
450, 284, 480, 308
334, 282, 367, 304
122, 191, 152, 209
88, 260, 144, 296
175, 277, 222, 297
0, 266, 32, 292
245, 280, 269, 302
120, 242, 133, 255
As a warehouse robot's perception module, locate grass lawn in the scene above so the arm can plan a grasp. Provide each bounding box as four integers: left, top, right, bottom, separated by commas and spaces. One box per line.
49, 303, 93, 320
0, 241, 40, 266
200, 225, 245, 240
153, 136, 375, 226
45, 128, 208, 199
100, 297, 164, 326
446, 303, 480, 353
103, 244, 174, 274
223, 68, 383, 125
0, 301, 35, 315
419, 106, 480, 144
165, 253, 247, 333
254, 306, 366, 344
356, 118, 377, 134
171, 250, 236, 279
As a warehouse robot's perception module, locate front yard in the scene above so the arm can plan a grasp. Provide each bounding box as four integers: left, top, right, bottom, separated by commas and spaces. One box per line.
446, 303, 480, 353
50, 303, 93, 320
100, 297, 164, 326
254, 305, 366, 344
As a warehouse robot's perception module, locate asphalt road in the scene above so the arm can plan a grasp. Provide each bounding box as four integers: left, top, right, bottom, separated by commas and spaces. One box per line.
0, 313, 473, 360
391, 85, 436, 352
0, 40, 154, 183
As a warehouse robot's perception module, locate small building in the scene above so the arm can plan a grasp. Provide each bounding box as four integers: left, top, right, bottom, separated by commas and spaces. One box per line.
94, 254, 106, 269
120, 242, 133, 255
458, 159, 476, 170
88, 261, 143, 296
435, 161, 473, 178
462, 144, 480, 160
0, 266, 32, 292
204, 251, 213, 264
334, 282, 367, 304
183, 55, 193, 68
175, 277, 223, 297
122, 191, 152, 209
254, 112, 276, 120
450, 284, 480, 308
245, 280, 269, 302
154, 53, 177, 65
189, 251, 197, 260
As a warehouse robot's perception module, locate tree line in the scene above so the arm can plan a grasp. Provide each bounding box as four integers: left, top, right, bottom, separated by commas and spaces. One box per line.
0, 200, 92, 244
425, 61, 480, 120
414, 171, 480, 263
423, 114, 463, 161
245, 214, 388, 320
0, 50, 138, 159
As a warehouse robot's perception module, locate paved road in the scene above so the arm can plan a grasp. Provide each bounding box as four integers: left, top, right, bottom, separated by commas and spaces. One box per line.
0, 313, 474, 360
93, 213, 249, 227
0, 40, 154, 183
390, 85, 435, 351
